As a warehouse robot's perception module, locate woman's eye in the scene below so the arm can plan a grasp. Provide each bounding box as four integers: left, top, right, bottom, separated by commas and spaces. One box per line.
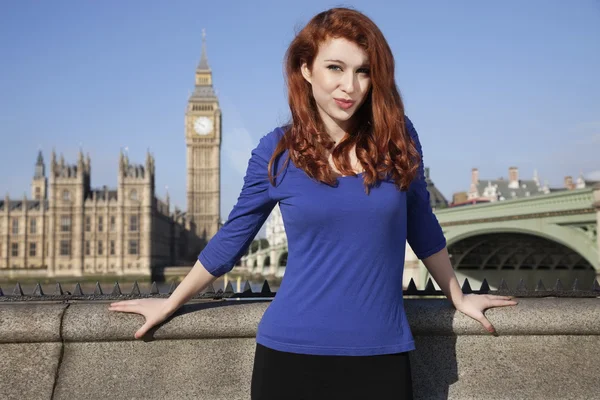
327, 65, 369, 75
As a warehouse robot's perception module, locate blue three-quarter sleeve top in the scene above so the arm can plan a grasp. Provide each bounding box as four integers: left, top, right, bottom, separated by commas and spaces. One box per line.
198, 116, 446, 356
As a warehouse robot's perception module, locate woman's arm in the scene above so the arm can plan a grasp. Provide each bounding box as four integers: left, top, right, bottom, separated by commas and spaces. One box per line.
421, 247, 463, 305
108, 258, 217, 339
422, 247, 518, 335
404, 116, 518, 334
160, 259, 218, 316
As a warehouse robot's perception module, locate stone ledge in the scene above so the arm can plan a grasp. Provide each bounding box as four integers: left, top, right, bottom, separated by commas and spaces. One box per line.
62, 300, 267, 342
1, 298, 599, 400
0, 303, 68, 343
1, 298, 598, 344
407, 298, 600, 335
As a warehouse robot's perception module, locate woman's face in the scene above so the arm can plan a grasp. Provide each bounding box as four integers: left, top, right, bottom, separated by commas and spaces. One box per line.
301, 37, 371, 134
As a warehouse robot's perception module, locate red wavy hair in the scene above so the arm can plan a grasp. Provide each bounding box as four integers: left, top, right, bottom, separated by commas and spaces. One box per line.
268, 7, 420, 194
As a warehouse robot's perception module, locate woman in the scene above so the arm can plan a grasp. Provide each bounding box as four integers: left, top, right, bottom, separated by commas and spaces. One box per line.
109, 7, 518, 399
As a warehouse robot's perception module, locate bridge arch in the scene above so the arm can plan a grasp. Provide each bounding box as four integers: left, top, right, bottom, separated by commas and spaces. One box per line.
248, 258, 256, 273
444, 223, 598, 271
439, 224, 597, 289
276, 252, 287, 277
262, 256, 271, 275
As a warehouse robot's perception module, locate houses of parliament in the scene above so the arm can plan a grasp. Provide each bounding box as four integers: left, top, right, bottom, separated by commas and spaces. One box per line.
0, 34, 221, 278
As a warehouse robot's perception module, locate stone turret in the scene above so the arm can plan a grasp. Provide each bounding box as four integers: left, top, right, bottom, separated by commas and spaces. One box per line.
31, 150, 47, 200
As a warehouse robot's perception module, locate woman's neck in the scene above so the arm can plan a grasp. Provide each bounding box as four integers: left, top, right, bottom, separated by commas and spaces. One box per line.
321, 114, 354, 145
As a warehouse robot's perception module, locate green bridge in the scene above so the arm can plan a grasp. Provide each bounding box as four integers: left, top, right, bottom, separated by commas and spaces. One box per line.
433, 186, 600, 289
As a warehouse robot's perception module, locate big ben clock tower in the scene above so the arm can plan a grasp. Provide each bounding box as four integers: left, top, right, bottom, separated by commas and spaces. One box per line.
186, 29, 221, 242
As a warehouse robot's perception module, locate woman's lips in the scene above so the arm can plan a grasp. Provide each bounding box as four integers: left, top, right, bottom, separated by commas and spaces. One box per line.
334, 98, 355, 110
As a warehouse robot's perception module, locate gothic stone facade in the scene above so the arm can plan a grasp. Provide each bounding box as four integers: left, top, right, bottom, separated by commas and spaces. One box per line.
0, 150, 200, 278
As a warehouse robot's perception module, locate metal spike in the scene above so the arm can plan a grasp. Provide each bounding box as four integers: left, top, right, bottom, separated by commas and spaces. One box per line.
0, 286, 3, 296
405, 278, 418, 294
93, 282, 103, 295
168, 281, 178, 294
224, 281, 234, 294
592, 279, 600, 292
554, 279, 564, 291
535, 279, 546, 291
424, 278, 436, 293
32, 283, 44, 296
204, 282, 215, 294
261, 280, 272, 294
461, 278, 472, 294
130, 281, 141, 295
13, 282, 24, 296
53, 283, 64, 295
479, 279, 490, 293
150, 281, 159, 295
572, 278, 580, 291
73, 283, 84, 296
242, 280, 252, 293
111, 282, 122, 296
516, 279, 527, 292
498, 279, 509, 291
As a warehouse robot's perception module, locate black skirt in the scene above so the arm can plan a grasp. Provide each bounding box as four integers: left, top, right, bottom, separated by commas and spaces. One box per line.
251, 343, 414, 400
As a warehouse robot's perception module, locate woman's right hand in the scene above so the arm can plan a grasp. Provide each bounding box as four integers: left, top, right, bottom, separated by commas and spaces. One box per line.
108, 298, 174, 339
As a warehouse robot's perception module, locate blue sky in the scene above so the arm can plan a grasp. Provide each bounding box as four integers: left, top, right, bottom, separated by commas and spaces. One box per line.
1, 0, 599, 223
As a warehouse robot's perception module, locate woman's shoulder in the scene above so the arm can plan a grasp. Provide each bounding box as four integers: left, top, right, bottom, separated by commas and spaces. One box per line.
404, 114, 417, 137
255, 125, 288, 157
253, 126, 290, 185
260, 126, 286, 147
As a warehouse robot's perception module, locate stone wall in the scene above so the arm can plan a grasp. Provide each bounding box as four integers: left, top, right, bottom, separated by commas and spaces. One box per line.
1, 298, 598, 400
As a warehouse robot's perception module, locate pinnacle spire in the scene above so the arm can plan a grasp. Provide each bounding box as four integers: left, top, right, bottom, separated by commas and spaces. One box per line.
197, 28, 210, 71
34, 150, 45, 179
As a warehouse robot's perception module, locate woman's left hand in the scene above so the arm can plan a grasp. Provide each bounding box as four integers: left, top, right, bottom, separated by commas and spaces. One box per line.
453, 294, 518, 335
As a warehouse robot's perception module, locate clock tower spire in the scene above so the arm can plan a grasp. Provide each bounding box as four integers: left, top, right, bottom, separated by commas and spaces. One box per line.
185, 29, 222, 248
198, 29, 210, 71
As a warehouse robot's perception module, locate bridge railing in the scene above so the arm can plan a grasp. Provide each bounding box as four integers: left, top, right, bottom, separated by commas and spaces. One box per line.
1, 276, 598, 301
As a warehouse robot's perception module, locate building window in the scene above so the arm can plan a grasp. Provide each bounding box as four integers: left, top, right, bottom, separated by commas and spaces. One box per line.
29, 242, 36, 257
35, 187, 41, 200
110, 240, 115, 255
30, 218, 37, 234
98, 217, 103, 232
130, 215, 138, 232
128, 240, 138, 255
85, 216, 91, 232
85, 241, 90, 256
12, 218, 19, 235
62, 190, 71, 201
60, 215, 71, 232
11, 243, 18, 257
110, 216, 116, 232
97, 240, 103, 255
59, 240, 70, 256
130, 189, 138, 201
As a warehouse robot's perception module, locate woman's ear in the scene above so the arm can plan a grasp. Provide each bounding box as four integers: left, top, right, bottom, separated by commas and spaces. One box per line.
301, 62, 312, 84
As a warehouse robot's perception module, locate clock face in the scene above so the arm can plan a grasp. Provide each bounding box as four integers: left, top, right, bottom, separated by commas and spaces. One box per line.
193, 116, 213, 135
